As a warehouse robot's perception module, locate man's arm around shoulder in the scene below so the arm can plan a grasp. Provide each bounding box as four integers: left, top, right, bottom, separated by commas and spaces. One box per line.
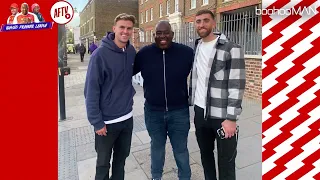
133, 47, 145, 76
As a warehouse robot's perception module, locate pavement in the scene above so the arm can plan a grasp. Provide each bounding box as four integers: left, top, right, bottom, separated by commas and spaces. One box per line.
58, 54, 262, 180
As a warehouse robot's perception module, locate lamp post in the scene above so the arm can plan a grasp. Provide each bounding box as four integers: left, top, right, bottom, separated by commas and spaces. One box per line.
58, 24, 66, 120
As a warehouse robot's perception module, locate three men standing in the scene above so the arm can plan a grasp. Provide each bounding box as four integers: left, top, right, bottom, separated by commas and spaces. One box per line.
85, 9, 245, 180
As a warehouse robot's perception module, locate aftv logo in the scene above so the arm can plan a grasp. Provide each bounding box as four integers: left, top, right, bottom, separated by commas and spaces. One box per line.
50, 1, 74, 25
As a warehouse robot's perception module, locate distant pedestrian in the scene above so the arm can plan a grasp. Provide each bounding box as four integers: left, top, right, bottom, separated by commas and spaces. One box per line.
75, 44, 79, 54
79, 43, 86, 62
89, 42, 98, 54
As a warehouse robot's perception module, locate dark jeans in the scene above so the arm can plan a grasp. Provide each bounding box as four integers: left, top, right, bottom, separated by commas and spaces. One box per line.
144, 105, 191, 180
95, 117, 133, 180
80, 53, 85, 62
194, 105, 237, 180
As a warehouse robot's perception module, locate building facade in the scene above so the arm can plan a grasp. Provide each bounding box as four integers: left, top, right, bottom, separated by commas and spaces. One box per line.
135, 0, 262, 100
79, 0, 139, 52
138, 0, 261, 49
73, 27, 81, 45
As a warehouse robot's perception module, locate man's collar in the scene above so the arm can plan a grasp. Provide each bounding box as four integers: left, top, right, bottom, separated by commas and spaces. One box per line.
216, 33, 228, 45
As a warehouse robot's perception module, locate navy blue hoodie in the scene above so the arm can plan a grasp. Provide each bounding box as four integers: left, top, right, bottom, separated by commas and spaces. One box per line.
133, 42, 194, 111
84, 32, 136, 131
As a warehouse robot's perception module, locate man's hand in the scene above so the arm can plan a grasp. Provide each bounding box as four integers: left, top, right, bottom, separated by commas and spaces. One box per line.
221, 120, 237, 139
95, 125, 107, 136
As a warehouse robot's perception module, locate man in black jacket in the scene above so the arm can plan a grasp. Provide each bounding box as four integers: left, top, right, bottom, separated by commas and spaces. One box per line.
133, 21, 194, 180
79, 43, 86, 62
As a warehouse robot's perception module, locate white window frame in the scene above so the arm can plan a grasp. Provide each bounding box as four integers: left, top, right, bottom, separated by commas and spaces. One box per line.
191, 0, 196, 9
145, 10, 148, 22
150, 8, 153, 21
188, 22, 194, 42
145, 10, 149, 22
160, 4, 163, 17
175, 0, 179, 12
150, 30, 153, 42
146, 31, 149, 42
139, 31, 145, 42
203, 0, 208, 5
140, 12, 143, 24
166, 0, 170, 15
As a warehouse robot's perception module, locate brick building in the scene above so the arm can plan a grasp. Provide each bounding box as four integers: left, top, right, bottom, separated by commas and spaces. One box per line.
79, 0, 139, 51
134, 0, 262, 100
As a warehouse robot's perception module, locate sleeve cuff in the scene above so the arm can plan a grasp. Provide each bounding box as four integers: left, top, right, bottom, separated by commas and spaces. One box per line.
226, 114, 238, 121
93, 120, 105, 131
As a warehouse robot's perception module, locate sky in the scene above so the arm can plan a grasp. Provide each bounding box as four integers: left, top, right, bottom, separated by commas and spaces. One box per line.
67, 0, 88, 28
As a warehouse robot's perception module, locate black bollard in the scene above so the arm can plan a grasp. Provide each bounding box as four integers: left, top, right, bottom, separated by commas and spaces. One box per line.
58, 62, 66, 121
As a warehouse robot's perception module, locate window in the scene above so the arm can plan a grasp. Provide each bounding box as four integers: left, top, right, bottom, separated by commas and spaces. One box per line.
220, 8, 262, 55
141, 12, 143, 24
191, 0, 196, 9
203, 0, 208, 5
188, 22, 194, 43
145, 10, 148, 22
93, 18, 95, 31
89, 19, 92, 32
159, 4, 163, 17
166, 0, 170, 15
150, 8, 153, 21
146, 31, 149, 42
175, 0, 179, 12
139, 31, 145, 42
150, 30, 153, 42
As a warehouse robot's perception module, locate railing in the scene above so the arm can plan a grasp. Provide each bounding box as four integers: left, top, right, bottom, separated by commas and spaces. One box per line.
217, 9, 262, 55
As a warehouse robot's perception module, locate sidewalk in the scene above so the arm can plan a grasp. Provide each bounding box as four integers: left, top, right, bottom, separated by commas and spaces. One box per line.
58, 54, 262, 180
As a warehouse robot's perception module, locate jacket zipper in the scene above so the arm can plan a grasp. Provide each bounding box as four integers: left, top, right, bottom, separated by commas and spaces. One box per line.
163, 50, 168, 111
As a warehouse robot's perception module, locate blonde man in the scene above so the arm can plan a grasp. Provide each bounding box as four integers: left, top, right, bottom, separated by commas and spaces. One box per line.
84, 13, 136, 180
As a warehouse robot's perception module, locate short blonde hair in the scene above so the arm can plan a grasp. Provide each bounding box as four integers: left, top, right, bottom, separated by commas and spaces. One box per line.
114, 13, 136, 25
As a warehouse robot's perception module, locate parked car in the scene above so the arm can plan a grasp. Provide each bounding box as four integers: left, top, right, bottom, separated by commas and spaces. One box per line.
67, 44, 75, 54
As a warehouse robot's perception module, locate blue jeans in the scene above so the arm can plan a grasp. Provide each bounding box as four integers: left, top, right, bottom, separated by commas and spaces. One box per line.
144, 105, 191, 180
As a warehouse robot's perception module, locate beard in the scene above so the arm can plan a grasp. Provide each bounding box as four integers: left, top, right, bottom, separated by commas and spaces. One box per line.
197, 28, 212, 38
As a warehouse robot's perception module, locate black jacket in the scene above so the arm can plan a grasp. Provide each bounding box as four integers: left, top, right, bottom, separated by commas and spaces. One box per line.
79, 45, 86, 54
133, 42, 194, 111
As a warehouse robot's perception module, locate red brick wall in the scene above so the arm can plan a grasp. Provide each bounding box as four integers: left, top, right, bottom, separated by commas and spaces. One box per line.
244, 58, 262, 101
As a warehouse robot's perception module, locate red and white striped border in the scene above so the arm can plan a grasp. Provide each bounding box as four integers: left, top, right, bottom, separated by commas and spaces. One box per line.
262, 0, 320, 179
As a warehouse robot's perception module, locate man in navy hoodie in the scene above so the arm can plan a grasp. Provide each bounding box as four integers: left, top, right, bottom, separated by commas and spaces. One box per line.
84, 13, 136, 180
133, 21, 194, 180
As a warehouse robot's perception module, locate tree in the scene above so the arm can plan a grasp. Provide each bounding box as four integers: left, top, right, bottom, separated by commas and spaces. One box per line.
67, 29, 74, 44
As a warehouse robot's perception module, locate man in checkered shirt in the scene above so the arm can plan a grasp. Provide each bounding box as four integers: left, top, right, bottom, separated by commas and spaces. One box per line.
189, 9, 246, 180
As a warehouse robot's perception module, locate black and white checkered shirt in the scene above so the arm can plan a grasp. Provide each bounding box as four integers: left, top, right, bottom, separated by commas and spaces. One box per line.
189, 33, 246, 121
